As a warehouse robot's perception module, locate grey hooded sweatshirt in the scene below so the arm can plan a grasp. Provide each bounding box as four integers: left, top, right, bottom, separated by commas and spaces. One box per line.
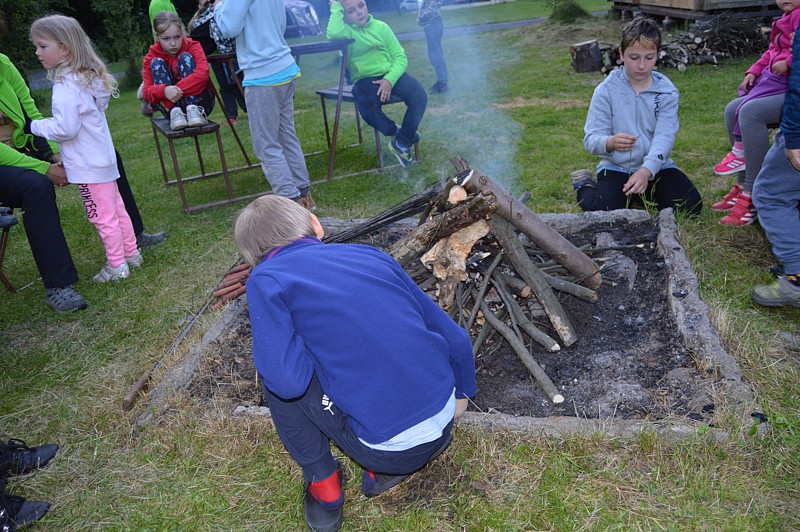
583, 66, 679, 179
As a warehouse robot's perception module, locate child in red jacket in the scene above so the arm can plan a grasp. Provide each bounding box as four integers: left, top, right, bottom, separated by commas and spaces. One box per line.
142, 10, 214, 131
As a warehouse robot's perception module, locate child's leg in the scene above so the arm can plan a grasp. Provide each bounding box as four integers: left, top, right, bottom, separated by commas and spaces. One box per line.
113, 189, 138, 258
275, 78, 311, 194
736, 93, 785, 193
245, 84, 308, 199
114, 150, 144, 237
649, 167, 703, 216
390, 73, 428, 147
175, 52, 215, 114
351, 77, 399, 137
576, 170, 629, 211
262, 374, 454, 480
149, 58, 175, 118
423, 17, 448, 86
78, 182, 126, 267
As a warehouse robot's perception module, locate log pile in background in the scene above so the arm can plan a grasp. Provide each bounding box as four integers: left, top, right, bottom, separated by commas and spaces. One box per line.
389, 157, 603, 404
596, 14, 771, 74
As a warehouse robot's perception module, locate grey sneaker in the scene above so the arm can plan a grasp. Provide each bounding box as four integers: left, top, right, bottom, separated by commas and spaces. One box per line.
45, 286, 88, 313
186, 105, 208, 128
170, 107, 188, 131
751, 276, 800, 308
136, 231, 167, 248
571, 169, 596, 190
126, 251, 143, 268
92, 262, 130, 283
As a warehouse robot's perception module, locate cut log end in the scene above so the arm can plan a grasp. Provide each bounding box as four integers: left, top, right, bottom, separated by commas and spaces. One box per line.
552, 394, 565, 404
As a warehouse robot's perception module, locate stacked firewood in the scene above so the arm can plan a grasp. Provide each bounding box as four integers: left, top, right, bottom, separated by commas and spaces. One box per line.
388, 157, 602, 404
598, 14, 771, 74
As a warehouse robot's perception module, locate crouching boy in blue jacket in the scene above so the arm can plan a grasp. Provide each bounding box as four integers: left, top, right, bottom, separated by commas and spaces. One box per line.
235, 195, 477, 532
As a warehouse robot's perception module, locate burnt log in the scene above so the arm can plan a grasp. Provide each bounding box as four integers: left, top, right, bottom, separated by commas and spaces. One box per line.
390, 192, 498, 267
458, 168, 602, 290
489, 214, 578, 347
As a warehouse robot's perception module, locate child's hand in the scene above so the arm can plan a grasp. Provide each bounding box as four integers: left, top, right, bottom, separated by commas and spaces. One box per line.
606, 133, 637, 152
740, 73, 756, 93
787, 148, 800, 172
372, 78, 393, 102
164, 85, 183, 102
622, 168, 650, 196
773, 60, 789, 75
455, 398, 468, 419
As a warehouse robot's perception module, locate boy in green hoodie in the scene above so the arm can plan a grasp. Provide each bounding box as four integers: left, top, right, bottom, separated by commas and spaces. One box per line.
327, 0, 427, 167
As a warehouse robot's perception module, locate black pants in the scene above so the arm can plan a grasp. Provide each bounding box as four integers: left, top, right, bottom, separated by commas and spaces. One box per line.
577, 167, 702, 215
0, 164, 78, 288
351, 73, 427, 147
211, 61, 246, 119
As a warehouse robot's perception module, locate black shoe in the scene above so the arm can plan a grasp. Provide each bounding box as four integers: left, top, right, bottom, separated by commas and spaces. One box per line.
430, 82, 448, 93
3, 439, 59, 476
0, 214, 16, 229
136, 231, 167, 249
303, 463, 344, 532
361, 433, 453, 498
0, 493, 50, 531
44, 286, 88, 314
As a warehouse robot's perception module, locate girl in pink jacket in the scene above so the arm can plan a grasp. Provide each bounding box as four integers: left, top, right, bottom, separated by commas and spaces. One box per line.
30, 14, 140, 282
712, 0, 800, 226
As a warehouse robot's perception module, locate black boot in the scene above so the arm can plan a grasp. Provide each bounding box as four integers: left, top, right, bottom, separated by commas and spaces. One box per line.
0, 492, 50, 532
0, 440, 59, 476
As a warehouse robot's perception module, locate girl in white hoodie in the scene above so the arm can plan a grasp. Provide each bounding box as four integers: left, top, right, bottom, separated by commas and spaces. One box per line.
30, 14, 140, 282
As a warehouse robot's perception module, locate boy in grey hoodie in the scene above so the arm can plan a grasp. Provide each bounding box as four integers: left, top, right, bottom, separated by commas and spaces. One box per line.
575, 18, 702, 216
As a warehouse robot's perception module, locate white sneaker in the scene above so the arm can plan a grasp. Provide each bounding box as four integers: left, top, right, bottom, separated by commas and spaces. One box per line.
186, 105, 208, 128
92, 262, 130, 283
170, 107, 188, 131
126, 251, 143, 268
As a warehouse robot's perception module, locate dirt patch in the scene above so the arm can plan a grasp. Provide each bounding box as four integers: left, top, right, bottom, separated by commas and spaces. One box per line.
189, 213, 715, 422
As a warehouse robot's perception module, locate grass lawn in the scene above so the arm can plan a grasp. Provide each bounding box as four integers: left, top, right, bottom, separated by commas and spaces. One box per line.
1, 7, 799, 531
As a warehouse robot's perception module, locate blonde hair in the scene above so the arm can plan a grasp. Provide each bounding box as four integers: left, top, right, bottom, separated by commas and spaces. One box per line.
30, 14, 117, 95
153, 11, 186, 37
235, 196, 316, 266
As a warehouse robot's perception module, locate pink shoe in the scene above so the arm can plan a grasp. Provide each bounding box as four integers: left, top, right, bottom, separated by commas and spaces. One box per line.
714, 151, 746, 175
719, 193, 756, 226
710, 183, 742, 212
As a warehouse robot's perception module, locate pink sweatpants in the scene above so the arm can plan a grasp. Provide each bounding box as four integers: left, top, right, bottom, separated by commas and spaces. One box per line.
78, 182, 138, 268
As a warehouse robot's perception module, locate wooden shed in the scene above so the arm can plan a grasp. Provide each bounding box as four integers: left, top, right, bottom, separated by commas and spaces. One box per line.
611, 0, 780, 20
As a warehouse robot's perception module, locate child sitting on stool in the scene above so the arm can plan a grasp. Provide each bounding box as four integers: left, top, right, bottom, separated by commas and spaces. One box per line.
235, 195, 476, 532
326, 0, 427, 167
142, 11, 213, 131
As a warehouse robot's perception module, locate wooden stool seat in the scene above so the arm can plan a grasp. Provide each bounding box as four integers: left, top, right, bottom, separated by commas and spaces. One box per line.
150, 116, 234, 214
316, 86, 420, 170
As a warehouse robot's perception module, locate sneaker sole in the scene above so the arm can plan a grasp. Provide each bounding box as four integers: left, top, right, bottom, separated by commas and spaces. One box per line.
751, 291, 800, 308
710, 205, 734, 212
714, 166, 746, 176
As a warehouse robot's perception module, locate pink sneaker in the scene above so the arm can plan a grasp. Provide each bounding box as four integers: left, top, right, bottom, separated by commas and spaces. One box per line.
719, 193, 756, 226
714, 151, 746, 175
710, 183, 742, 212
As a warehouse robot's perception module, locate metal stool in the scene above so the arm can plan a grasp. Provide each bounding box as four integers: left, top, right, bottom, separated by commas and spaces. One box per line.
316, 85, 420, 170
0, 206, 18, 292
150, 117, 234, 214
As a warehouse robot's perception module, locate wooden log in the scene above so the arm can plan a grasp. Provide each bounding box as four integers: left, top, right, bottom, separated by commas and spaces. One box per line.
458, 168, 601, 289
479, 300, 564, 404
570, 39, 603, 73
390, 192, 498, 267
488, 276, 560, 352
489, 214, 578, 347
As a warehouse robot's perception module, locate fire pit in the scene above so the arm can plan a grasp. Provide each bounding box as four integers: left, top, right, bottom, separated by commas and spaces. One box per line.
137, 171, 756, 441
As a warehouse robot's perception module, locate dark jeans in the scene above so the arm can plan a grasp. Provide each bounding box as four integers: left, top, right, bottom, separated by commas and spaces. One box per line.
210, 61, 246, 119
423, 17, 447, 85
150, 53, 215, 118
577, 167, 702, 215
262, 374, 454, 483
351, 73, 427, 147
0, 165, 77, 288
115, 150, 144, 237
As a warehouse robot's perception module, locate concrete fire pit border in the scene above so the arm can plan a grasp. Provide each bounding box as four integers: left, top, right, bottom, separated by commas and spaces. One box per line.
136, 209, 759, 442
